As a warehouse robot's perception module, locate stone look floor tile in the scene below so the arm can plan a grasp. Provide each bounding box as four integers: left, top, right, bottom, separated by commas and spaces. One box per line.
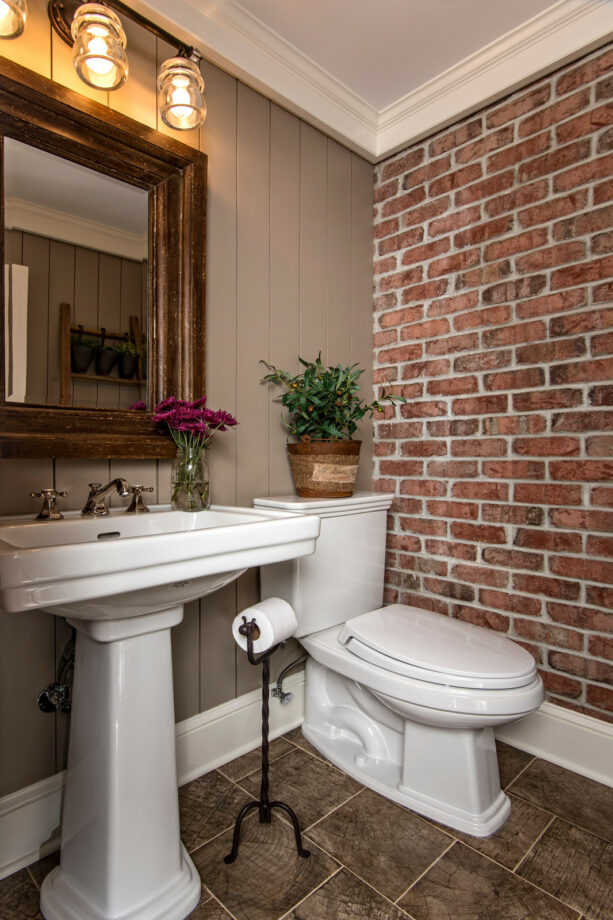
192, 813, 339, 920
237, 747, 362, 830
27, 852, 60, 890
518, 818, 613, 920
398, 841, 579, 920
444, 793, 554, 871
306, 788, 451, 902
188, 892, 234, 919
496, 741, 534, 789
218, 737, 295, 782
180, 769, 257, 853
509, 759, 613, 843
283, 726, 328, 762
284, 868, 410, 920
0, 868, 42, 920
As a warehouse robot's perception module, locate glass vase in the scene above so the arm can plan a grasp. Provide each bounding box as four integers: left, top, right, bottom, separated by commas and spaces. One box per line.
171, 446, 210, 511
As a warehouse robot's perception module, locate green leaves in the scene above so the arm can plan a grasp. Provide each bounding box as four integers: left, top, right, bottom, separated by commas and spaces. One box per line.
260, 353, 406, 441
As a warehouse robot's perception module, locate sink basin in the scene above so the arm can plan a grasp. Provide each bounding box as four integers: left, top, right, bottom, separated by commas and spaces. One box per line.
0, 503, 320, 920
0, 503, 319, 617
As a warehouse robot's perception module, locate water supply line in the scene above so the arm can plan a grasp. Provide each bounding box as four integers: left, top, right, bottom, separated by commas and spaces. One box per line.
271, 654, 308, 704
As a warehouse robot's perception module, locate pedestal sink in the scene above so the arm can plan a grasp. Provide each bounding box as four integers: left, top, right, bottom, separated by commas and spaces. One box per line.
0, 504, 320, 920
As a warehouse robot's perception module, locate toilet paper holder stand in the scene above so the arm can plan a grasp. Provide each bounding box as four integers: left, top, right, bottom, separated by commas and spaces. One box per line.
224, 616, 311, 864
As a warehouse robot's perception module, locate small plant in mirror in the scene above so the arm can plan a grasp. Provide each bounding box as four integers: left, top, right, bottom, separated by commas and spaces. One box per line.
153, 397, 238, 511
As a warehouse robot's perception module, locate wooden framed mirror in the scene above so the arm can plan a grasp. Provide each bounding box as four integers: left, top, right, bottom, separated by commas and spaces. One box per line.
0, 56, 206, 458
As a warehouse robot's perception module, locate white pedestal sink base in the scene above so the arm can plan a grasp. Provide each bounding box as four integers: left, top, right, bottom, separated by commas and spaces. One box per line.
40, 605, 200, 920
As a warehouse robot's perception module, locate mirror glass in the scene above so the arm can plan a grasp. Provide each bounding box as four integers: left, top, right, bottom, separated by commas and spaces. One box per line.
4, 138, 149, 410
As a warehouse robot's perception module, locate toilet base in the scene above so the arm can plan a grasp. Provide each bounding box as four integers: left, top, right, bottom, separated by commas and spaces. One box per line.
303, 660, 512, 837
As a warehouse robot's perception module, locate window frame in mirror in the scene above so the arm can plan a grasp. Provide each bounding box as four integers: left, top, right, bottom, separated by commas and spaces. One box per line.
0, 57, 206, 459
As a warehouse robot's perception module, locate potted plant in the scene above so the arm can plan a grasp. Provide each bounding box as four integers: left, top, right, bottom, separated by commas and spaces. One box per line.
261, 353, 405, 498
117, 335, 138, 379
95, 328, 118, 376
70, 326, 98, 373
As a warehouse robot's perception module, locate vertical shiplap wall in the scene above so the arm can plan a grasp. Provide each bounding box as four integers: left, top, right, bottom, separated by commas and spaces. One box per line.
0, 0, 374, 796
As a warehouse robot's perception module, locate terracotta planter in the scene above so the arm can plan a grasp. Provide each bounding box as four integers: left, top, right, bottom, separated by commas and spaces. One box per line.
287, 440, 361, 498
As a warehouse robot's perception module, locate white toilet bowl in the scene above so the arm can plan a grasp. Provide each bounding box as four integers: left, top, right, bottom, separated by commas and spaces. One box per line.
254, 493, 544, 838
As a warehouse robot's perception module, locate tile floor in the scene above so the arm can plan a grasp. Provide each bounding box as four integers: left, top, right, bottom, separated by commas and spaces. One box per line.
2, 725, 612, 920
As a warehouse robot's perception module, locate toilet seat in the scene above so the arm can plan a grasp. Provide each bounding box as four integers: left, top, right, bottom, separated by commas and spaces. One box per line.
339, 604, 537, 690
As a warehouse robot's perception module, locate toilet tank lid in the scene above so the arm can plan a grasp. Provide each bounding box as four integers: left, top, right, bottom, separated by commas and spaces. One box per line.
254, 492, 393, 517
339, 604, 537, 684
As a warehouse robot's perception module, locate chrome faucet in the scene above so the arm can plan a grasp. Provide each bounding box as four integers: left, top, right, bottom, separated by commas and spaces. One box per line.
81, 479, 130, 516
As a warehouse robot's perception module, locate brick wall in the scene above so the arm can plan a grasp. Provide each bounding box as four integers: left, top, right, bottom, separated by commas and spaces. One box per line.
373, 43, 613, 724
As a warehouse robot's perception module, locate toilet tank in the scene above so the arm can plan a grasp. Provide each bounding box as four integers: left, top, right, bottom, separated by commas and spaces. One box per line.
254, 492, 394, 638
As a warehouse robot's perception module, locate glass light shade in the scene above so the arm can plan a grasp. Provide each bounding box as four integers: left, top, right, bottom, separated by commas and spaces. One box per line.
0, 0, 26, 38
71, 3, 128, 91
157, 57, 206, 131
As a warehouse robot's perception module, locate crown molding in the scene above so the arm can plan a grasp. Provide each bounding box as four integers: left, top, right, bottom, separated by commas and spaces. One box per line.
133, 0, 613, 161
5, 198, 148, 261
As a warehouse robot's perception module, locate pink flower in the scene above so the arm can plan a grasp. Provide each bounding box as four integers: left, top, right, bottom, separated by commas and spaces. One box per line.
153, 396, 237, 450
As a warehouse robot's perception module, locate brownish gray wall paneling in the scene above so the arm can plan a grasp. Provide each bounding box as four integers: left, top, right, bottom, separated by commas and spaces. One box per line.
0, 8, 374, 797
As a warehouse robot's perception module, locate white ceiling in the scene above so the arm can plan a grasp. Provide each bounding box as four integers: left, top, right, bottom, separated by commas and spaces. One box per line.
135, 0, 613, 159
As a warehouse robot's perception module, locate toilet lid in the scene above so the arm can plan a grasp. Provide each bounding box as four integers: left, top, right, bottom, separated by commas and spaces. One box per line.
338, 604, 537, 690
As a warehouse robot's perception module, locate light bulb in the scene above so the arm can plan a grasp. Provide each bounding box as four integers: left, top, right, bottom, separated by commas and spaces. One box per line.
71, 3, 128, 91
158, 57, 206, 131
0, 0, 26, 39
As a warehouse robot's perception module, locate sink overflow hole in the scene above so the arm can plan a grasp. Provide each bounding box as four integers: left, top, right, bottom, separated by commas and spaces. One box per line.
97, 531, 121, 540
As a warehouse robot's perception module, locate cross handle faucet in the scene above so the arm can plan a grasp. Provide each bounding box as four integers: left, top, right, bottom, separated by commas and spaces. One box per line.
81, 479, 131, 516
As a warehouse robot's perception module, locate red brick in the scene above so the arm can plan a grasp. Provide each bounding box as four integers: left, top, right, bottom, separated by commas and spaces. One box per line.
486, 180, 549, 219
425, 539, 478, 561
487, 132, 551, 173
483, 460, 545, 480
374, 292, 399, 312
400, 279, 449, 305
374, 178, 399, 203
551, 554, 613, 584
456, 259, 512, 291
484, 415, 547, 435
374, 217, 400, 240
379, 265, 423, 292
589, 635, 613, 660
593, 231, 613, 255
387, 533, 423, 552
587, 436, 613, 456
592, 486, 613, 506
422, 577, 475, 602
486, 85, 551, 128
590, 385, 613, 406
453, 606, 510, 632
514, 482, 582, 505
386, 568, 420, 592
379, 305, 423, 328
554, 203, 613, 239
377, 421, 423, 439
541, 671, 582, 698
551, 309, 613, 337
427, 460, 478, 478
513, 437, 580, 457
429, 206, 481, 238
455, 171, 515, 207
480, 588, 542, 616
374, 255, 397, 275
399, 516, 447, 537
400, 237, 449, 266
381, 186, 426, 219
516, 288, 586, 319
374, 330, 398, 348
484, 367, 545, 391
518, 140, 591, 183
518, 189, 589, 228
427, 249, 480, 279
401, 400, 448, 418
547, 601, 613, 633
451, 438, 507, 457
427, 291, 479, 318
586, 535, 613, 557
552, 410, 613, 432
401, 359, 450, 380
452, 564, 509, 588
380, 147, 425, 182
400, 318, 451, 342
551, 357, 613, 386
379, 460, 424, 477
515, 530, 583, 553
517, 339, 585, 365
454, 350, 512, 373
553, 153, 613, 194
551, 508, 613, 532
377, 343, 423, 366
519, 89, 590, 137
401, 197, 450, 229
482, 504, 545, 526
378, 226, 424, 256
426, 333, 479, 356
401, 155, 452, 190
556, 49, 613, 95
513, 573, 580, 600
455, 127, 515, 164
514, 618, 584, 650
586, 685, 613, 712
453, 481, 508, 501
516, 241, 586, 274
484, 228, 549, 263
428, 419, 480, 437
513, 389, 582, 412
400, 479, 447, 497
452, 394, 508, 416
427, 500, 479, 520
428, 118, 483, 157
556, 103, 613, 144
454, 217, 513, 249
483, 548, 543, 570
401, 439, 447, 457
426, 375, 479, 396
429, 164, 483, 198
595, 178, 613, 205
454, 305, 513, 332
401, 593, 450, 616
451, 522, 507, 545
550, 651, 613, 684
398, 554, 448, 577
481, 276, 547, 305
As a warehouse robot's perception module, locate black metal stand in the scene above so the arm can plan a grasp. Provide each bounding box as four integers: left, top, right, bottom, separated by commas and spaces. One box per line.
224, 616, 311, 864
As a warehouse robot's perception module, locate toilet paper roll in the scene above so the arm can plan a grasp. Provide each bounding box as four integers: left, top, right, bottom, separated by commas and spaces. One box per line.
232, 597, 298, 654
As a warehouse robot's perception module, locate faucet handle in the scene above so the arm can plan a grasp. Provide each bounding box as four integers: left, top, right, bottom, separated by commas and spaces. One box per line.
125, 485, 154, 514
30, 488, 67, 520
88, 483, 102, 492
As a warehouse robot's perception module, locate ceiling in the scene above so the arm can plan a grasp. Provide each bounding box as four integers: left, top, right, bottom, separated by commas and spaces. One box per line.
136, 0, 613, 159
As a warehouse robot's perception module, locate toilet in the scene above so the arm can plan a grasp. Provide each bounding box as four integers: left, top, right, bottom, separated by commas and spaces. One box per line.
254, 491, 544, 837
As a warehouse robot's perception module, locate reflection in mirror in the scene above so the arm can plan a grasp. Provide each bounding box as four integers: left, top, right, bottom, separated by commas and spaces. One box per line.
4, 138, 149, 410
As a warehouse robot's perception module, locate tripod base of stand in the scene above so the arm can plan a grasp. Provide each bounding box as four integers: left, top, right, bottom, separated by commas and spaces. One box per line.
224, 799, 311, 864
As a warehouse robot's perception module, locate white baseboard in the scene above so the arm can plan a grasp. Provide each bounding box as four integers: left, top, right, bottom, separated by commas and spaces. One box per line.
496, 700, 613, 788
0, 672, 304, 881
2, 687, 610, 882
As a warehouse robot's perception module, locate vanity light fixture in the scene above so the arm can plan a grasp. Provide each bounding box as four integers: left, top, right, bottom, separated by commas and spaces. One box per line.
0, 0, 26, 38
43, 0, 206, 130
